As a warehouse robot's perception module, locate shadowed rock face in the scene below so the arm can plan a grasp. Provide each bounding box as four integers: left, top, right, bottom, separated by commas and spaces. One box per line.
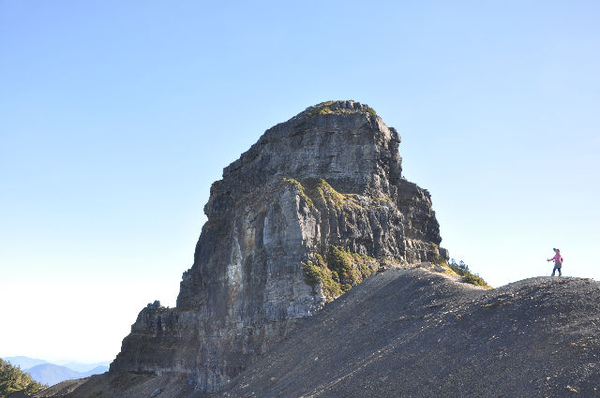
110, 101, 446, 392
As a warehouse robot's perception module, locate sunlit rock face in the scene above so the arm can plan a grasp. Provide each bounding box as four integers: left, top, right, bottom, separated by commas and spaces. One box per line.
110, 100, 446, 392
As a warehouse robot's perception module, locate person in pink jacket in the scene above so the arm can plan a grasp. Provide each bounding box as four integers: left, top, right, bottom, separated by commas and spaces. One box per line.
547, 248, 564, 276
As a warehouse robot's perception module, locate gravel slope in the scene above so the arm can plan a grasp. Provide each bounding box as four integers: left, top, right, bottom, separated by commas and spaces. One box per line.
216, 268, 600, 398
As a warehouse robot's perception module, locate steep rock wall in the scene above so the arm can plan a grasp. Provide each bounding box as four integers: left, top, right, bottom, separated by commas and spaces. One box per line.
111, 101, 447, 392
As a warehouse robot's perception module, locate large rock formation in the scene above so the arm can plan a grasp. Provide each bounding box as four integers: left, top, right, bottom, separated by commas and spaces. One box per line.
110, 101, 447, 392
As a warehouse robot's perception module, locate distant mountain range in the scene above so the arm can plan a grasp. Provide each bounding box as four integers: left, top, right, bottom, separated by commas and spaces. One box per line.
2, 355, 48, 370
2, 356, 109, 386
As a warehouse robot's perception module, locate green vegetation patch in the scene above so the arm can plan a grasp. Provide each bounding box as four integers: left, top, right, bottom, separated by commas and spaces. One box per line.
447, 259, 492, 288
309, 178, 393, 211
300, 101, 377, 119
315, 179, 347, 209
0, 358, 46, 396
282, 177, 314, 207
302, 254, 344, 299
435, 263, 460, 276
302, 246, 378, 301
285, 177, 395, 231
301, 178, 360, 210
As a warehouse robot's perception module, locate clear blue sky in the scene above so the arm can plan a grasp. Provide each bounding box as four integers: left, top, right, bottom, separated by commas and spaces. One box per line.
1, 1, 599, 363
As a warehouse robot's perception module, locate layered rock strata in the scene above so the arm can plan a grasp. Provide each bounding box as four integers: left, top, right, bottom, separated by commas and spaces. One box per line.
111, 100, 447, 392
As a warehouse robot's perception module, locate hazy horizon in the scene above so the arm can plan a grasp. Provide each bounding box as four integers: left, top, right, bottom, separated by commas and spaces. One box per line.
2, 355, 111, 366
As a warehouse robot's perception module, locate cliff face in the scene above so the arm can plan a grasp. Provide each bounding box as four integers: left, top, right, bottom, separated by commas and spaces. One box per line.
110, 101, 446, 392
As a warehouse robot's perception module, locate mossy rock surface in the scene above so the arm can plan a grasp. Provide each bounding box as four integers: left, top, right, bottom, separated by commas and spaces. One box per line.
296, 100, 377, 119
303, 246, 378, 301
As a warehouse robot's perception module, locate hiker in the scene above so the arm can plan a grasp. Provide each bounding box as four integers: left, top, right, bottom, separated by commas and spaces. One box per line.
547, 248, 564, 276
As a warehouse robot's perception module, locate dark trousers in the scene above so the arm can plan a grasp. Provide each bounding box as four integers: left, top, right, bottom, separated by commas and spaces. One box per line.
552, 262, 562, 276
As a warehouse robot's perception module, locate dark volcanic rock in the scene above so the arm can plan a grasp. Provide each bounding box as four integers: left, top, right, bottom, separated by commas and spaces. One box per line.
217, 270, 600, 398
109, 101, 446, 392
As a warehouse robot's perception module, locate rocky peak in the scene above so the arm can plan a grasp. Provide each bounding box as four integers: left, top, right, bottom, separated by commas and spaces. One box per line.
220, 100, 400, 199
110, 101, 447, 392
291, 100, 378, 119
